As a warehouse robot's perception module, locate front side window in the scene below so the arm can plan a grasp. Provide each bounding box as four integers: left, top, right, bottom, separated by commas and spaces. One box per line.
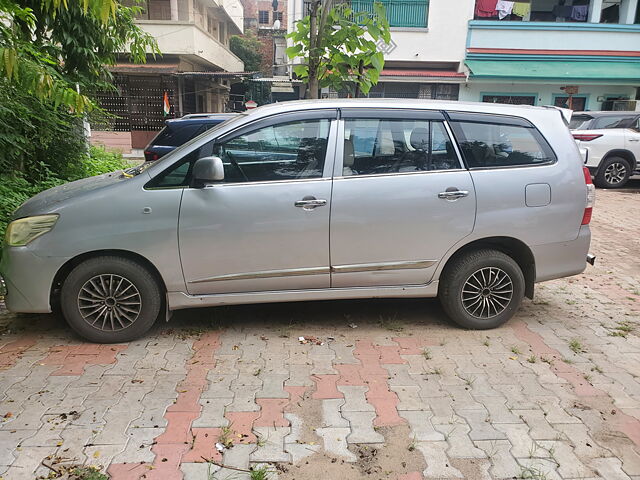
213, 119, 330, 182
342, 119, 460, 176
147, 118, 330, 188
451, 120, 556, 168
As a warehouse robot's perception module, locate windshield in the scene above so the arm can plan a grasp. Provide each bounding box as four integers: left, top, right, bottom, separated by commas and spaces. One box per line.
124, 113, 248, 177
569, 115, 592, 130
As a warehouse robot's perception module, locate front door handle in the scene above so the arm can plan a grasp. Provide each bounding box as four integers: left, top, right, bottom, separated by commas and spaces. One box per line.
295, 196, 327, 210
438, 190, 469, 200
629, 138, 640, 142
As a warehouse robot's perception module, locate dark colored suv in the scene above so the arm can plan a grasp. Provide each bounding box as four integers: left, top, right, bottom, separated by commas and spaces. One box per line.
144, 113, 239, 161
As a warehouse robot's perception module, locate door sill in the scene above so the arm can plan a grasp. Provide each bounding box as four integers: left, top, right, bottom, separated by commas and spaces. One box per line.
167, 282, 439, 310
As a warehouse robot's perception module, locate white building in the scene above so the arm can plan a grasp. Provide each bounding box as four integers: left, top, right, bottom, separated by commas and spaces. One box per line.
93, 0, 246, 153
287, 0, 639, 109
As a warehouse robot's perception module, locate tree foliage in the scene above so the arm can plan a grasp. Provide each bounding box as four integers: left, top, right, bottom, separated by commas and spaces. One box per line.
0, 0, 157, 111
230, 33, 264, 73
286, 0, 390, 98
0, 0, 157, 176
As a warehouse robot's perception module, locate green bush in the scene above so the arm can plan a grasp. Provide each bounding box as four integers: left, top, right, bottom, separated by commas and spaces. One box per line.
0, 146, 133, 237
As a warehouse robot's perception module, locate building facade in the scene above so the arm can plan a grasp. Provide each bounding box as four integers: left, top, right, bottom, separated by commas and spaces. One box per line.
285, 0, 638, 109
462, 0, 640, 110
92, 0, 245, 153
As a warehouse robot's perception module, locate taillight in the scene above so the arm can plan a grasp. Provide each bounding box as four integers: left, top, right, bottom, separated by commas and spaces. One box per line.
582, 166, 595, 225
572, 133, 603, 142
144, 151, 159, 161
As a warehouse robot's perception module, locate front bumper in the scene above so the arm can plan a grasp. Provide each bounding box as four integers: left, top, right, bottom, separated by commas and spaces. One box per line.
0, 246, 68, 313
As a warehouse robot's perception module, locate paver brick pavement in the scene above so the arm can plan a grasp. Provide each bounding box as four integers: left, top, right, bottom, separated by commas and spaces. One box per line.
1, 186, 640, 479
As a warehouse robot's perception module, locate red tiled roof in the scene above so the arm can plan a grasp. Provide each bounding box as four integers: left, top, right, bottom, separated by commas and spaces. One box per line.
380, 69, 466, 78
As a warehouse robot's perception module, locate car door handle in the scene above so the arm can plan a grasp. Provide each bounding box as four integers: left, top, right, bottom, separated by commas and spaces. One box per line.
629, 138, 640, 142
438, 190, 469, 200
295, 196, 327, 209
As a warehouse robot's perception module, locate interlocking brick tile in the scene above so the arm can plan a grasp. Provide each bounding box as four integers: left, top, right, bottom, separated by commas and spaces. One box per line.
312, 374, 342, 399
343, 410, 384, 444
339, 385, 374, 412
284, 385, 308, 406
321, 398, 349, 428
316, 427, 356, 462
256, 373, 289, 399
475, 439, 520, 479
255, 398, 289, 427
250, 426, 291, 462
182, 427, 222, 463
0, 336, 37, 370
400, 410, 444, 441
416, 441, 463, 478
225, 411, 259, 443
40, 344, 127, 376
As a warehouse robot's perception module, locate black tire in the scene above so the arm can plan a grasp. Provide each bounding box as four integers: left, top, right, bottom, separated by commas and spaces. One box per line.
439, 249, 525, 330
594, 156, 631, 189
60, 256, 162, 343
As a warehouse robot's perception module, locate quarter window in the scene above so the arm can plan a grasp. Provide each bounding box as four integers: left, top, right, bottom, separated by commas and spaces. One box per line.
342, 119, 460, 176
450, 120, 555, 168
592, 115, 637, 129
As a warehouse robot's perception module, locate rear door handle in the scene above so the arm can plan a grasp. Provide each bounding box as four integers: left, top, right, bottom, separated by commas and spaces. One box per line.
295, 196, 327, 210
438, 190, 469, 200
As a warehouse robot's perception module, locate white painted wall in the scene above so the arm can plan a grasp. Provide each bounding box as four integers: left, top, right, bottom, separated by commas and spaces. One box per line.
459, 81, 637, 110
384, 1, 474, 66
468, 24, 640, 52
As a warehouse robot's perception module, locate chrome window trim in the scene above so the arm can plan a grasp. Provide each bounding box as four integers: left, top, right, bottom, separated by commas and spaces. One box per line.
202, 177, 333, 189
332, 169, 468, 181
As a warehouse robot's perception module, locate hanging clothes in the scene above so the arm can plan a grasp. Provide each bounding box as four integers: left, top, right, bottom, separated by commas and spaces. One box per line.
512, 1, 531, 18
571, 4, 588, 21
496, 0, 515, 19
475, 0, 498, 18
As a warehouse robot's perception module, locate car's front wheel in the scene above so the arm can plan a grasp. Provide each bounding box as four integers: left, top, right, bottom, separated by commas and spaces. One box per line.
439, 249, 525, 330
594, 156, 631, 189
60, 256, 162, 343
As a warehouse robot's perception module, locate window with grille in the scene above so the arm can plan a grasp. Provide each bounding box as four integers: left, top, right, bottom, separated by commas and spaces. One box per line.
273, 11, 283, 21
351, 0, 429, 28
259, 10, 269, 23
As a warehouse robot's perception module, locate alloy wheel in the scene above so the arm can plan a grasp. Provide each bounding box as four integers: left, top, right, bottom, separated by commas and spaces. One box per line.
461, 267, 514, 319
77, 274, 142, 331
604, 162, 627, 185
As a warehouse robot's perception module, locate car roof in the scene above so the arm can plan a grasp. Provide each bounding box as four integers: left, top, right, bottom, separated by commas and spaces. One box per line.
239, 98, 567, 123
165, 113, 239, 127
572, 111, 639, 117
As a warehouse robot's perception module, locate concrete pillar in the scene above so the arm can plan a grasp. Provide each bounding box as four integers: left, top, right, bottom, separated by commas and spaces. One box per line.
588, 0, 603, 22
170, 0, 179, 21
620, 0, 639, 24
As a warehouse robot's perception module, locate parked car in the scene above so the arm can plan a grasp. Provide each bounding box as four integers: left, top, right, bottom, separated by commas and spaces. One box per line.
143, 113, 239, 161
1, 99, 594, 343
570, 111, 640, 188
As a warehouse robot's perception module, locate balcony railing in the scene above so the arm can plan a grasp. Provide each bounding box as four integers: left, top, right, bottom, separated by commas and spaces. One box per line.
352, 0, 429, 28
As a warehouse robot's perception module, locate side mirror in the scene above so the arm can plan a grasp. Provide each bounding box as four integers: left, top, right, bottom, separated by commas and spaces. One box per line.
193, 156, 224, 186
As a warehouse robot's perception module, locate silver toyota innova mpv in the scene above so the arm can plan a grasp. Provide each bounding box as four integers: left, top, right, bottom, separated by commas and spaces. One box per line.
1, 99, 595, 343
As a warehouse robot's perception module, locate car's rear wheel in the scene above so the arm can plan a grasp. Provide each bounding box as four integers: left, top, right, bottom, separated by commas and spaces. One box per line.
439, 249, 525, 330
594, 156, 631, 189
60, 256, 162, 343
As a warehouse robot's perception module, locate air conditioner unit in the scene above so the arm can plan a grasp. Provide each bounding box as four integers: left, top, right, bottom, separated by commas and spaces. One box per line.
601, 99, 637, 111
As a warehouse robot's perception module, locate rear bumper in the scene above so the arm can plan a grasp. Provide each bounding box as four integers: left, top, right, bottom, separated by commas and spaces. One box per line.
532, 225, 591, 283
0, 246, 68, 313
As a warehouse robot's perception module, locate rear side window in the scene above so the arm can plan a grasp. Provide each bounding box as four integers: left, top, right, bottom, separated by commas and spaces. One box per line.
152, 124, 204, 147
592, 115, 637, 129
569, 115, 592, 130
450, 119, 555, 169
342, 118, 460, 176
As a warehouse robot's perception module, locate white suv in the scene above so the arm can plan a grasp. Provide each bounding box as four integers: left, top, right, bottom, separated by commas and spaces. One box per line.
570, 111, 640, 188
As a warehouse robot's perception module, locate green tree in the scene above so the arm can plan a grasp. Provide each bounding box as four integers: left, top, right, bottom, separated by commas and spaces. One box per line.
286, 0, 390, 99
230, 33, 264, 72
0, 0, 157, 175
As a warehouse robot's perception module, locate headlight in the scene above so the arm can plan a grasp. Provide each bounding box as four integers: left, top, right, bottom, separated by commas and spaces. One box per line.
5, 214, 59, 246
